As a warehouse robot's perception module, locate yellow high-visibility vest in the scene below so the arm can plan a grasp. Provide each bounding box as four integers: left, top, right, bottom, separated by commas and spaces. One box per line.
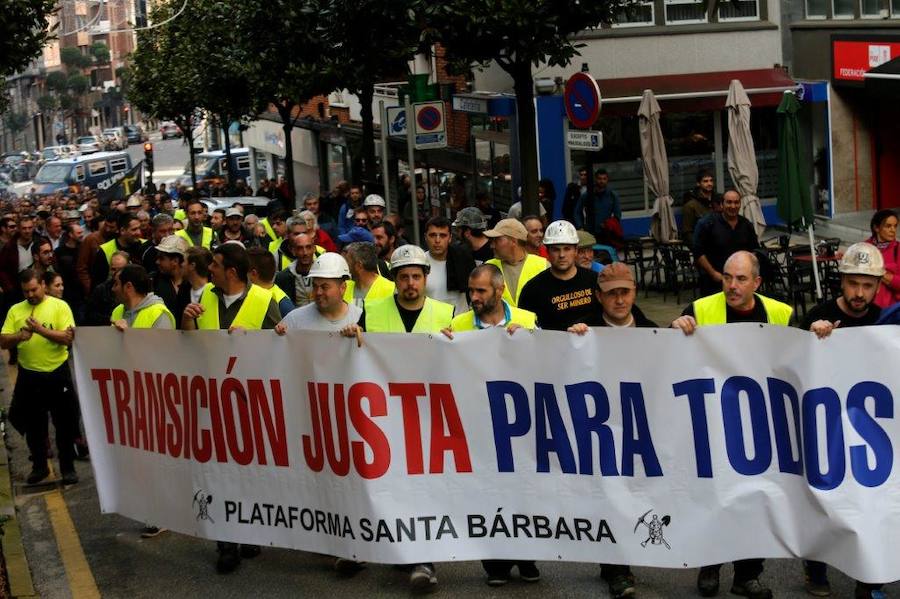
343, 275, 395, 306
197, 283, 271, 330
692, 292, 792, 327
364, 296, 453, 333
111, 302, 175, 329
450, 302, 536, 331
487, 254, 548, 307
176, 227, 214, 249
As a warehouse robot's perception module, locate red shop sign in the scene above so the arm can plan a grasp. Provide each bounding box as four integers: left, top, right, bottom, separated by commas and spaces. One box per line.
833, 39, 900, 82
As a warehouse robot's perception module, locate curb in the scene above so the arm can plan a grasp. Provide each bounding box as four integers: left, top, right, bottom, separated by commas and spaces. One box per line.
0, 434, 36, 598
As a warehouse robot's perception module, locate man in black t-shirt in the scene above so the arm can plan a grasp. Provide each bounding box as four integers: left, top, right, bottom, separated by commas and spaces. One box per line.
799, 242, 885, 599
518, 220, 598, 331
802, 242, 884, 336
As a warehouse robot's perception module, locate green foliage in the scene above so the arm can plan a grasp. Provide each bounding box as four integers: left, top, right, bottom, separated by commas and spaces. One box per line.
46, 70, 68, 93
4, 110, 29, 134
60, 47, 93, 70
90, 42, 110, 64
36, 94, 58, 112
66, 73, 90, 95
0, 0, 57, 77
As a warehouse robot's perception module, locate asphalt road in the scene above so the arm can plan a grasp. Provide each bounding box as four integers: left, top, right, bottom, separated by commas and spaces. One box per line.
125, 135, 190, 186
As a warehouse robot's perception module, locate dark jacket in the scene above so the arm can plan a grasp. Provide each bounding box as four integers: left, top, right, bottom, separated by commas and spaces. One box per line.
595, 304, 657, 328
84, 278, 117, 326
444, 243, 476, 293
562, 182, 585, 224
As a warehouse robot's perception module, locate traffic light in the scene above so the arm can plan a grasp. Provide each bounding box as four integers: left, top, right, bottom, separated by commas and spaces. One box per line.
143, 142, 154, 174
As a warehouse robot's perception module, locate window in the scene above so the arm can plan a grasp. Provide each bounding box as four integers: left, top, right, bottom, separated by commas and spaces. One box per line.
236, 156, 250, 171
109, 158, 127, 173
75, 165, 85, 181
88, 161, 106, 176
893, 0, 900, 16
861, 0, 883, 16
719, 0, 759, 21
613, 1, 655, 26
833, 0, 855, 17
806, 0, 828, 17
665, 0, 707, 24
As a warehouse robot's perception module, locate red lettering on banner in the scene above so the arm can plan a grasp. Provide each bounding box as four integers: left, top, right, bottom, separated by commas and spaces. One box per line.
190, 376, 211, 463
207, 378, 228, 462
428, 384, 472, 473
303, 382, 325, 471
91, 369, 116, 443
112, 369, 134, 447
164, 373, 183, 456
133, 371, 148, 450
89, 366, 291, 468
220, 377, 254, 465
389, 383, 427, 475
321, 383, 351, 475
248, 379, 289, 467
349, 382, 391, 479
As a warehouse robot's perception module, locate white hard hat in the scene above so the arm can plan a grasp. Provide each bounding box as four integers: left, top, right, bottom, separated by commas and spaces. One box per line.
308, 252, 350, 279
390, 244, 430, 273
363, 194, 386, 208
542, 220, 579, 245
838, 242, 885, 277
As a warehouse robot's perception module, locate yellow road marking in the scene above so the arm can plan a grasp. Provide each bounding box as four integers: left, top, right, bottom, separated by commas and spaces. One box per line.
45, 491, 100, 599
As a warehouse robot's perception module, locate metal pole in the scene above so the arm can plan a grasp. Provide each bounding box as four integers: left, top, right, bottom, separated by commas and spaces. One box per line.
405, 96, 420, 244
807, 224, 822, 300
379, 100, 392, 213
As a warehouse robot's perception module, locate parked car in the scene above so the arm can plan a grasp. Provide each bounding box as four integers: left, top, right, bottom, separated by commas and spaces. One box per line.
40, 146, 63, 163
76, 136, 103, 154
32, 151, 133, 199
177, 148, 251, 189
123, 124, 147, 144
160, 122, 183, 139
102, 128, 127, 150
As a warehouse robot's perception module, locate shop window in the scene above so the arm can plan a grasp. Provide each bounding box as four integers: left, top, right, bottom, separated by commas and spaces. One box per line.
806, 0, 828, 17
665, 0, 708, 24
861, 0, 883, 16
718, 0, 759, 21
613, 1, 655, 26
833, 0, 855, 17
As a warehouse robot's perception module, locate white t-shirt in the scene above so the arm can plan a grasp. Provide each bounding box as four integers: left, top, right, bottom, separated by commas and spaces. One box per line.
426, 254, 467, 313
190, 286, 205, 305
507, 201, 546, 221
279, 302, 362, 331
222, 291, 242, 309
17, 242, 32, 272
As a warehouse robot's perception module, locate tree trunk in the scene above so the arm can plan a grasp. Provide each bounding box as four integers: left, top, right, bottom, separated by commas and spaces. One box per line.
358, 82, 376, 188
221, 114, 234, 194
182, 114, 198, 189
510, 62, 539, 217
277, 101, 297, 210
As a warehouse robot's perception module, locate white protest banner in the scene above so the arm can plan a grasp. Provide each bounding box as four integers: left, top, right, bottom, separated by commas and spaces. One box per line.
71, 324, 900, 583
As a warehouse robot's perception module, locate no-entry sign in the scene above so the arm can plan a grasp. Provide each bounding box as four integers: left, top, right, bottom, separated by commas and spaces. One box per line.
413, 101, 447, 150
564, 73, 602, 129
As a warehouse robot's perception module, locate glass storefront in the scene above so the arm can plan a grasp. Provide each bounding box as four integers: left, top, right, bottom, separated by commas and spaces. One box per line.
568, 106, 779, 213
470, 115, 514, 211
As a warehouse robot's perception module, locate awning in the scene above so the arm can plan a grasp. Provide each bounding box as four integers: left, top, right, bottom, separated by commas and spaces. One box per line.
864, 57, 900, 98
595, 68, 798, 116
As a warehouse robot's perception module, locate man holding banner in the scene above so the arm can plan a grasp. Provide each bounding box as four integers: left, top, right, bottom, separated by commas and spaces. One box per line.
672, 250, 788, 599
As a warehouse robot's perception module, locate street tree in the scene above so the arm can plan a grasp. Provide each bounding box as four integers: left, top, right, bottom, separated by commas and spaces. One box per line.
241, 0, 336, 206
60, 46, 93, 71
127, 0, 204, 187
318, 0, 424, 187
187, 0, 259, 192
0, 0, 57, 112
91, 42, 110, 64
420, 1, 634, 214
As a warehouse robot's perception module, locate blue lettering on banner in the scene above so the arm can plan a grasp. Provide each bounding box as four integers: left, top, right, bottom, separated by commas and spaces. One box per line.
488, 376, 894, 489
847, 382, 893, 487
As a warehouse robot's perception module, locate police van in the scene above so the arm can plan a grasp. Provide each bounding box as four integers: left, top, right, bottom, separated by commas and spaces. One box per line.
176, 148, 251, 189
32, 151, 135, 198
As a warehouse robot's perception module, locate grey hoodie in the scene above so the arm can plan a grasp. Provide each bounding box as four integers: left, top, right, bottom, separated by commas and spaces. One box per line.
120, 293, 172, 329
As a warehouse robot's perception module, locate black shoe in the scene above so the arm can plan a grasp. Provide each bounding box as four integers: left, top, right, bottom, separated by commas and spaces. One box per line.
517, 561, 541, 583
334, 557, 366, 576
409, 563, 437, 592
608, 573, 636, 598
216, 546, 241, 574
26, 468, 49, 485
239, 544, 261, 559
74, 440, 90, 460
697, 566, 720, 597
731, 579, 772, 599
61, 469, 78, 485
486, 571, 509, 587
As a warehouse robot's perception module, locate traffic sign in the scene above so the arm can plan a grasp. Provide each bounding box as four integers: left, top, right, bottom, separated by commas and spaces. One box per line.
386, 106, 407, 137
566, 130, 603, 152
564, 72, 602, 129
413, 101, 447, 150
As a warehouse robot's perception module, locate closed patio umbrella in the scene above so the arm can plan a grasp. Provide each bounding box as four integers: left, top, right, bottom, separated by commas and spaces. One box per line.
726, 79, 766, 238
638, 89, 677, 243
777, 89, 821, 299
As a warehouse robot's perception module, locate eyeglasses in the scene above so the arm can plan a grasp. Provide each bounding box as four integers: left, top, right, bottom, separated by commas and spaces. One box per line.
354, 218, 368, 224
